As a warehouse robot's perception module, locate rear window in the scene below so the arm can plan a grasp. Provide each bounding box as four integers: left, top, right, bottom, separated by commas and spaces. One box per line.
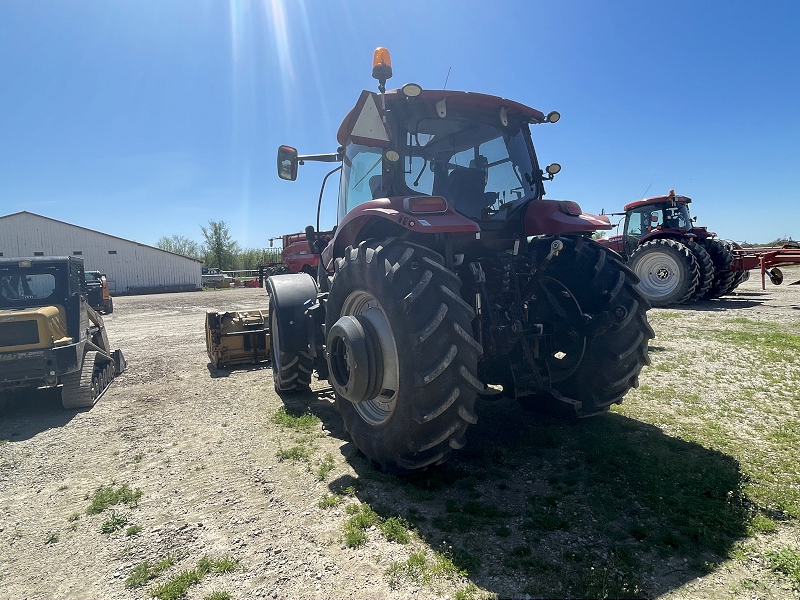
0, 273, 57, 301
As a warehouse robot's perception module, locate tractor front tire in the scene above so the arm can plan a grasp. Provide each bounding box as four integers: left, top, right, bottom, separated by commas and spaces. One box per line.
269, 301, 313, 393
529, 236, 654, 416
629, 239, 699, 307
327, 238, 481, 473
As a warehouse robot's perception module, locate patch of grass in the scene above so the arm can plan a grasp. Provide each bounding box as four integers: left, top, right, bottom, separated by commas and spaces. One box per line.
766, 548, 800, 587
126, 556, 175, 589
454, 582, 480, 600
86, 483, 142, 514
318, 493, 344, 509
68, 512, 81, 522
126, 524, 143, 536
100, 511, 128, 534
149, 556, 237, 600
151, 568, 200, 600
343, 503, 381, 548
272, 407, 320, 432
276, 445, 310, 462
204, 592, 231, 600
380, 517, 411, 544
45, 531, 59, 544
316, 452, 335, 480
384, 550, 467, 590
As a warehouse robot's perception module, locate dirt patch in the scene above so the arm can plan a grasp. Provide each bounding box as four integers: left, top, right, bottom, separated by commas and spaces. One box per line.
0, 270, 798, 599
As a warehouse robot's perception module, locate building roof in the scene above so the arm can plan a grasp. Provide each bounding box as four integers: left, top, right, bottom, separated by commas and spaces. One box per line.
0, 211, 203, 263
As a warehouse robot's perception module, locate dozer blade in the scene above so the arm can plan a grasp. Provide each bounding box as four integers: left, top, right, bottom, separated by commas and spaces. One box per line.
205, 309, 270, 369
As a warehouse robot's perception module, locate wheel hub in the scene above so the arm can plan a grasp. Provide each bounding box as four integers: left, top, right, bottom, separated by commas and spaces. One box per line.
327, 315, 384, 404
328, 291, 400, 425
635, 252, 681, 297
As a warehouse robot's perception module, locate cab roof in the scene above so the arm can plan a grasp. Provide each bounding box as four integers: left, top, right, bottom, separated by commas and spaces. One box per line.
337, 88, 547, 146
624, 193, 692, 212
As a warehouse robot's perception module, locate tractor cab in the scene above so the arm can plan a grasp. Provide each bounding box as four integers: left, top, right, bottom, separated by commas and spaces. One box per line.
620, 192, 695, 256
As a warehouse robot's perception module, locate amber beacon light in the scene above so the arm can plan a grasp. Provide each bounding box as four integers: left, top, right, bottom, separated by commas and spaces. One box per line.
372, 47, 393, 86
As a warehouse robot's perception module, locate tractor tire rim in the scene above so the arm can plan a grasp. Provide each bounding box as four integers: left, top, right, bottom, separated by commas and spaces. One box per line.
636, 253, 681, 297
339, 290, 399, 426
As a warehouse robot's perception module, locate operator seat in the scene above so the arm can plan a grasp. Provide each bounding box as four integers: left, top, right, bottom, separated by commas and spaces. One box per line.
441, 167, 496, 219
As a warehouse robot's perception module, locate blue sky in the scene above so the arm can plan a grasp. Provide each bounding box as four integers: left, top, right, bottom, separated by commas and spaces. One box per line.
1, 0, 798, 248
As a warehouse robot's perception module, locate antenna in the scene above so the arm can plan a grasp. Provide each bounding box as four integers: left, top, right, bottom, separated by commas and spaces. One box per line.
640, 183, 652, 199
443, 67, 452, 90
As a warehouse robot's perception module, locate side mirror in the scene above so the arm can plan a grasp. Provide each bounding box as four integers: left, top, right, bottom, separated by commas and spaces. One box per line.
277, 145, 299, 181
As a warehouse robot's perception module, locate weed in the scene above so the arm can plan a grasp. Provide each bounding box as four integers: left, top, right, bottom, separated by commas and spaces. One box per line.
766, 548, 800, 587
276, 446, 310, 462
272, 407, 320, 432
454, 582, 480, 600
149, 556, 238, 600
151, 568, 200, 600
380, 517, 411, 544
86, 483, 142, 514
133, 453, 143, 463
343, 503, 380, 548
126, 525, 142, 536
221, 422, 228, 427
126, 556, 175, 588
68, 512, 81, 522
204, 592, 231, 600
385, 549, 466, 590
749, 515, 777, 534
100, 511, 128, 534
316, 452, 335, 480
45, 531, 59, 544
318, 493, 344, 509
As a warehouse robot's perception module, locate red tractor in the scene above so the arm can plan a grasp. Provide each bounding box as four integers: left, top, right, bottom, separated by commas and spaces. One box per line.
267, 48, 653, 472
281, 230, 333, 275
598, 191, 754, 307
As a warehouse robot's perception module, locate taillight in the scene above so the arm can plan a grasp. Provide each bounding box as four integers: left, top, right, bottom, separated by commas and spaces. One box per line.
559, 201, 582, 216
404, 196, 449, 214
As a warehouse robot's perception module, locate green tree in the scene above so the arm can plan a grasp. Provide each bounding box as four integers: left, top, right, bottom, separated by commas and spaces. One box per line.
155, 235, 204, 260
237, 248, 269, 270
201, 220, 240, 270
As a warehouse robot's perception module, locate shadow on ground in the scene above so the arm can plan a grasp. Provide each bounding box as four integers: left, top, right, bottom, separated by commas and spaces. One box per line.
668, 296, 766, 311
0, 388, 77, 441
278, 389, 751, 599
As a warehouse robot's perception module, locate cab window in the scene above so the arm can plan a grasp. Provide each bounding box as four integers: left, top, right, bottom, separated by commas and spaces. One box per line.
338, 145, 383, 222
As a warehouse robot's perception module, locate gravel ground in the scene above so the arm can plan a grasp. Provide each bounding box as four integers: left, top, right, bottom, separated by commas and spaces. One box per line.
0, 268, 798, 599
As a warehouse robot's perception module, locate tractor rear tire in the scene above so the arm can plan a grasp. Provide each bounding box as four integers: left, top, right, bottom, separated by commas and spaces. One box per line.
269, 300, 313, 394
530, 236, 654, 416
702, 239, 737, 299
61, 351, 101, 409
628, 239, 700, 307
684, 239, 715, 302
327, 238, 481, 473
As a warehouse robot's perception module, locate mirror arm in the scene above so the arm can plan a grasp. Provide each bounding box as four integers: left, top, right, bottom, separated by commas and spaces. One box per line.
298, 152, 342, 164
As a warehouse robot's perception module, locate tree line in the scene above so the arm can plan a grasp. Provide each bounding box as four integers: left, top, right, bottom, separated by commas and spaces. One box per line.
156, 220, 282, 270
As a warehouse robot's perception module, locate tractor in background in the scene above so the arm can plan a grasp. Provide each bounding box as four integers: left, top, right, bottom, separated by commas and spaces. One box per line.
599, 191, 792, 307
267, 48, 653, 473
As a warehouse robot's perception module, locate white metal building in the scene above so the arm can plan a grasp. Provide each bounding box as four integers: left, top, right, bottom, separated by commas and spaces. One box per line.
0, 211, 202, 294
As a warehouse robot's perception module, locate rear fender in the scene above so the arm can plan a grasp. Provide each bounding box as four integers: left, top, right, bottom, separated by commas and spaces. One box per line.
523, 199, 611, 236
266, 274, 318, 353
323, 197, 479, 268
